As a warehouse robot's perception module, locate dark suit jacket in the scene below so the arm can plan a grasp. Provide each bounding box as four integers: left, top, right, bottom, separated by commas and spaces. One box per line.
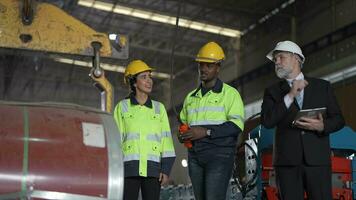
261, 77, 345, 166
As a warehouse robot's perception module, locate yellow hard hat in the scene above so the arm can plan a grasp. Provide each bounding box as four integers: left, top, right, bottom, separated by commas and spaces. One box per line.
124, 60, 153, 82
195, 42, 225, 63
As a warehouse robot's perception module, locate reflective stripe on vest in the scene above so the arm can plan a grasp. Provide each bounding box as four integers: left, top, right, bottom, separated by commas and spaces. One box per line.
123, 154, 140, 162
162, 151, 176, 158
146, 134, 161, 142
121, 99, 129, 113
187, 106, 225, 114
124, 132, 170, 142
189, 120, 226, 126
153, 101, 160, 114
124, 132, 140, 141
161, 131, 172, 138
123, 154, 160, 163
228, 114, 244, 122
147, 154, 160, 162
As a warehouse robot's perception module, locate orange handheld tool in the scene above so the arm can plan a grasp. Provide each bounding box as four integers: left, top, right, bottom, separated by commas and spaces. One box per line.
179, 124, 192, 148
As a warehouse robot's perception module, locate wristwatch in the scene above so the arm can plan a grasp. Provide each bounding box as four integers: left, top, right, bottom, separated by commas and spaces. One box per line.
206, 129, 212, 137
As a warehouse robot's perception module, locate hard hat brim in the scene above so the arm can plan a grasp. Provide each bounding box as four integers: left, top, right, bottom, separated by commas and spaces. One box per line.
266, 50, 305, 63
195, 57, 222, 63
142, 67, 154, 72
266, 50, 274, 62
124, 68, 154, 85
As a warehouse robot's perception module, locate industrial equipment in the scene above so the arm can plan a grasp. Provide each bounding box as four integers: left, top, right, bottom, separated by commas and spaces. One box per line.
234, 114, 356, 200
0, 0, 126, 199
0, 0, 124, 58
0, 101, 123, 200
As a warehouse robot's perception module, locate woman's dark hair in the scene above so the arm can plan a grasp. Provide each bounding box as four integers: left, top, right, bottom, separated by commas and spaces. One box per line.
127, 75, 137, 96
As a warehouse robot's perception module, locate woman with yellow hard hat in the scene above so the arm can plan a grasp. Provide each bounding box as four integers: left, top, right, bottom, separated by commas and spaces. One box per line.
113, 60, 176, 200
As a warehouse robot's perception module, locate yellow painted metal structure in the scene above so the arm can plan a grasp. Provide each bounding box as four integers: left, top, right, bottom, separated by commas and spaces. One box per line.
90, 72, 114, 113
0, 0, 111, 57
0, 0, 119, 113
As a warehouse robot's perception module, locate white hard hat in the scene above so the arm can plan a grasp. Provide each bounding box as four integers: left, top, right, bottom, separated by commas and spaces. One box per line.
266, 40, 305, 63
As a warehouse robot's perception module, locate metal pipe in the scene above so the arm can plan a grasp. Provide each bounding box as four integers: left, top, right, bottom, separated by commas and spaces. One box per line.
22, 0, 33, 25
91, 41, 103, 78
89, 42, 114, 113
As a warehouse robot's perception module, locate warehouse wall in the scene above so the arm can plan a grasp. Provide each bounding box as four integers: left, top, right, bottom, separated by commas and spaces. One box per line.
221, 0, 356, 104
334, 78, 356, 130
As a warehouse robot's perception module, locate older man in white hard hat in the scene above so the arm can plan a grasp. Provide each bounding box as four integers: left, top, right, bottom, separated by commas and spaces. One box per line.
261, 41, 344, 200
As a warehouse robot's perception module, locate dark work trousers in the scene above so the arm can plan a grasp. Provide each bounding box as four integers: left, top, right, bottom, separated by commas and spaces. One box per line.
124, 176, 161, 200
275, 164, 332, 200
188, 149, 235, 200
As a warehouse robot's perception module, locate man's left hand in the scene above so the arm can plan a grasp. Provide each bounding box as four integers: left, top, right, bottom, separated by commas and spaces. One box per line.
295, 113, 324, 132
180, 126, 208, 141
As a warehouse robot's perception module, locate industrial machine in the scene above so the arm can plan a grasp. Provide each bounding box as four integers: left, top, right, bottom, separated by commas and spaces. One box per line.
0, 0, 127, 199
234, 114, 356, 200
0, 101, 123, 200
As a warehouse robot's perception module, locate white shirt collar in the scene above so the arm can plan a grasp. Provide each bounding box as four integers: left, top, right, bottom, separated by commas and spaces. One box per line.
287, 72, 304, 83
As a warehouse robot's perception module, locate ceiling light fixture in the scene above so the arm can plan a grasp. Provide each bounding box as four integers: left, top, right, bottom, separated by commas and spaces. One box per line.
77, 0, 241, 38
242, 0, 295, 34
321, 64, 356, 84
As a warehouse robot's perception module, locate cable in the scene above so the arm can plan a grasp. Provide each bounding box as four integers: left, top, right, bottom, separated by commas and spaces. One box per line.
169, 0, 184, 118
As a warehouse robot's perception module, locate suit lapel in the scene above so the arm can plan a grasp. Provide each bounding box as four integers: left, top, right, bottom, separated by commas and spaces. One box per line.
302, 77, 311, 109
279, 80, 300, 116
279, 80, 290, 95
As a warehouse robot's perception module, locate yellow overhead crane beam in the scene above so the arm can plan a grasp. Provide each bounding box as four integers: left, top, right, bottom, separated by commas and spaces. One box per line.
0, 0, 125, 113
0, 0, 112, 56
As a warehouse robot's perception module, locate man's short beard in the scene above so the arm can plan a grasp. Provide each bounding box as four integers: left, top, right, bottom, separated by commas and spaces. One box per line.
275, 65, 292, 79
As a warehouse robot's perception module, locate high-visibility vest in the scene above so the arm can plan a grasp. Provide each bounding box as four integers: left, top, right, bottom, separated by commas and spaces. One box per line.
114, 99, 176, 177
180, 83, 244, 131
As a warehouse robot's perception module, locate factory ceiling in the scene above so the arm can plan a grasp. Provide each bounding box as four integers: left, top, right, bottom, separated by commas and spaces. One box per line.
1, 0, 354, 110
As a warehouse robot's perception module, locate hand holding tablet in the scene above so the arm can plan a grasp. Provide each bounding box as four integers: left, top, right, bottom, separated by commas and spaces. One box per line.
292, 107, 326, 129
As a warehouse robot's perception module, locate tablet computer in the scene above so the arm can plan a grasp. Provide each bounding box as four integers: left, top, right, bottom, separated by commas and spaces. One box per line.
294, 107, 327, 122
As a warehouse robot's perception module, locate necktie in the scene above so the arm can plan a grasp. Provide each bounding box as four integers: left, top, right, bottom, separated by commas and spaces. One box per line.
295, 92, 303, 109
289, 80, 303, 109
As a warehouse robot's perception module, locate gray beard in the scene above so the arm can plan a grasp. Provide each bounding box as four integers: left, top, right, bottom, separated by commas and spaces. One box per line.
275, 66, 292, 79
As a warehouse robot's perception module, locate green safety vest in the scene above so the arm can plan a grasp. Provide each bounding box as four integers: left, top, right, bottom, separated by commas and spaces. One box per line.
114, 99, 175, 177
180, 83, 244, 131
